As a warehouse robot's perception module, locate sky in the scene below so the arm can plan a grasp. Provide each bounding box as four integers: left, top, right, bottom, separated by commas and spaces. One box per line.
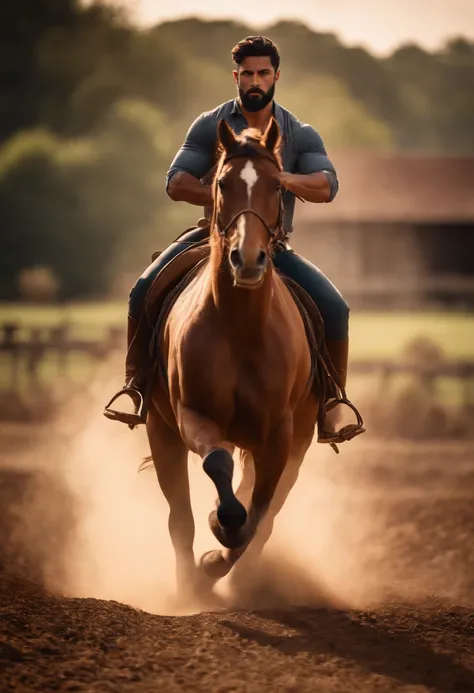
116, 0, 474, 56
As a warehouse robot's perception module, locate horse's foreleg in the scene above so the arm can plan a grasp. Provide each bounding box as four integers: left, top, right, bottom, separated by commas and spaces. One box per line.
201, 427, 314, 584
146, 410, 196, 600
236, 428, 315, 565
199, 449, 255, 581
249, 415, 294, 524
200, 416, 293, 579
220, 417, 292, 559
177, 405, 247, 551
235, 449, 255, 509
230, 420, 293, 543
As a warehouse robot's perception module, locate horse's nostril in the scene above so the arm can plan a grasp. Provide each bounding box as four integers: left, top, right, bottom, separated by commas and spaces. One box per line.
230, 248, 243, 268
256, 250, 267, 267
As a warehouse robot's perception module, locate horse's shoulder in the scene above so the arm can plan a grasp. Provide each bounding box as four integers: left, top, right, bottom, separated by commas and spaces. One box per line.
171, 288, 219, 339
272, 271, 299, 312
270, 273, 315, 352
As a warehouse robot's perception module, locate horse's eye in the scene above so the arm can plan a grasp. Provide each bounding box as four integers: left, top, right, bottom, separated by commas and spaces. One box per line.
218, 179, 226, 190
275, 183, 282, 191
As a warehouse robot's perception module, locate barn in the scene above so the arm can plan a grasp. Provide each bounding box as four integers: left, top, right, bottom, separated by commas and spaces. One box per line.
294, 153, 474, 309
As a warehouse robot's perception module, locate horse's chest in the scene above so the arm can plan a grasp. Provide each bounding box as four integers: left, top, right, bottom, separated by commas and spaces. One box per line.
193, 349, 277, 410
170, 301, 296, 445
225, 353, 289, 445
228, 369, 274, 444
181, 341, 282, 424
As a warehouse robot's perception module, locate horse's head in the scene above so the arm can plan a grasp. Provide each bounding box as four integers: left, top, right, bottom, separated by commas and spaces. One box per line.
212, 118, 283, 289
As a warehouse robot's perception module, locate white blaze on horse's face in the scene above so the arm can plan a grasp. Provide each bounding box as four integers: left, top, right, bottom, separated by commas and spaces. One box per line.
228, 158, 267, 287
240, 161, 258, 203
236, 160, 259, 246
236, 215, 246, 248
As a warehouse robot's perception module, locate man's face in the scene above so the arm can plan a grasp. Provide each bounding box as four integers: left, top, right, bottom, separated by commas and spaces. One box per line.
233, 56, 280, 112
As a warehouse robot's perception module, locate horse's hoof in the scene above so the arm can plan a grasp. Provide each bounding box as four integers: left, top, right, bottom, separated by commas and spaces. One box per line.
208, 510, 248, 549
199, 550, 232, 580
217, 497, 247, 530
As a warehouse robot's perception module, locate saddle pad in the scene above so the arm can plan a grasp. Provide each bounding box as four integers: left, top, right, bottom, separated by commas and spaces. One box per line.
144, 242, 210, 327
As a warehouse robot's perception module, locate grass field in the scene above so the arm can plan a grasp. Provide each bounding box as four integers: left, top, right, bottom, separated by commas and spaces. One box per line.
0, 302, 125, 340
0, 302, 473, 408
1, 301, 473, 360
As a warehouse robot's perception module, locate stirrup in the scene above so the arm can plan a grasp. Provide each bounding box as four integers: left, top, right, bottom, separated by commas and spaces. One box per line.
103, 386, 146, 429
318, 422, 366, 447
317, 397, 366, 453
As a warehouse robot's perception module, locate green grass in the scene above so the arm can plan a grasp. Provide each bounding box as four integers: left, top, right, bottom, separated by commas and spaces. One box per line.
1, 302, 473, 359
349, 311, 474, 360
0, 301, 125, 340
1, 303, 473, 397
0, 301, 127, 395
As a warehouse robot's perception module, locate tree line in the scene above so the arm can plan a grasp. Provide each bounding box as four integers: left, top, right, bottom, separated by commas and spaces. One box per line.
0, 1, 472, 300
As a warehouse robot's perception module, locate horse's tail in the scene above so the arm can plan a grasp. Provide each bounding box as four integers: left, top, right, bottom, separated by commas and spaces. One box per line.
138, 455, 154, 473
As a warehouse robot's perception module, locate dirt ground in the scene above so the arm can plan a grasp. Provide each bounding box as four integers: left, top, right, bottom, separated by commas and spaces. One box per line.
1, 416, 474, 692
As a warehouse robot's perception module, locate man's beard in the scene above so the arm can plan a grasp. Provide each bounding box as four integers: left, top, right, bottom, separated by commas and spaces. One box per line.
238, 82, 276, 113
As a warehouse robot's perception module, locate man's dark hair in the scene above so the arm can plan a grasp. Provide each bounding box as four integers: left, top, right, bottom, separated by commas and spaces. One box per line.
231, 36, 281, 71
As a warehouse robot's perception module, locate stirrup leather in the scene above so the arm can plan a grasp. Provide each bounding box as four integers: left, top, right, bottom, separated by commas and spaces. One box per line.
103, 385, 146, 429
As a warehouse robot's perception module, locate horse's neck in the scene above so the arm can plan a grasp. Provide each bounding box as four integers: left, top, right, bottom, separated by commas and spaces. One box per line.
211, 262, 273, 343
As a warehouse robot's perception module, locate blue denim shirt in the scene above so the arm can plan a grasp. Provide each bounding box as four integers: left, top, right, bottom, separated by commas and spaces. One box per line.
166, 99, 338, 235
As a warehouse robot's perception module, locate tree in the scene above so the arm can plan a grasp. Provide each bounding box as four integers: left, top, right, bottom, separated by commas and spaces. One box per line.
0, 10, 472, 300
0, 99, 174, 299
0, 0, 82, 138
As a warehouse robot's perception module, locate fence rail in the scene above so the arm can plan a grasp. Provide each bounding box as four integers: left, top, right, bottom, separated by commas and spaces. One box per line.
0, 323, 124, 392
350, 360, 474, 378
0, 323, 123, 354
0, 321, 473, 395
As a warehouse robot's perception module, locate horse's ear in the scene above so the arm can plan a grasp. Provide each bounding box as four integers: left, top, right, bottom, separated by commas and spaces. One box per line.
217, 119, 237, 152
263, 117, 281, 154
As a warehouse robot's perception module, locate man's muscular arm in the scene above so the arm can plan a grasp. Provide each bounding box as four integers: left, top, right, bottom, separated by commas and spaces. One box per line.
289, 123, 339, 203
167, 171, 214, 206
165, 112, 216, 206
279, 171, 333, 203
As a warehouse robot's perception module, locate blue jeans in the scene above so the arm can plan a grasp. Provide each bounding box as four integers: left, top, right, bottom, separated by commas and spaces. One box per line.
129, 228, 349, 340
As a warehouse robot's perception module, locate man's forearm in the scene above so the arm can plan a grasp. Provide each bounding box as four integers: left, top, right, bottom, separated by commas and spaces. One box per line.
167, 171, 214, 206
279, 171, 334, 203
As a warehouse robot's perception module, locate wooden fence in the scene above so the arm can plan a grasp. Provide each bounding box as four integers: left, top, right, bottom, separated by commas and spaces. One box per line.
0, 321, 473, 405
0, 322, 124, 393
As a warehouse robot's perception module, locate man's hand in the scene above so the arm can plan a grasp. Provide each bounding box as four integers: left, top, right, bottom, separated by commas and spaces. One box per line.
278, 172, 296, 190
200, 163, 220, 187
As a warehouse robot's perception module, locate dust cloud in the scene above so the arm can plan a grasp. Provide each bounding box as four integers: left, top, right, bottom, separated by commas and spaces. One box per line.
2, 358, 468, 616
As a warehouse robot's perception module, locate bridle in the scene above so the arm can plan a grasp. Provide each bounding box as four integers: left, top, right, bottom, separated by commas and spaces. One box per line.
214, 145, 285, 243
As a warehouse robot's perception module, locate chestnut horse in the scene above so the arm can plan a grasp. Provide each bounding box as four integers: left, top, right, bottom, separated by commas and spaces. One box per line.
147, 118, 319, 600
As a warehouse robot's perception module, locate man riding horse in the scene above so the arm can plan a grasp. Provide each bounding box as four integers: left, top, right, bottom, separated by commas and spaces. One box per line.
103, 35, 365, 447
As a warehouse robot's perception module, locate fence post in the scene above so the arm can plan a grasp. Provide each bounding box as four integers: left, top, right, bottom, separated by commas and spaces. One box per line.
2, 324, 21, 393
26, 327, 45, 392
49, 323, 70, 378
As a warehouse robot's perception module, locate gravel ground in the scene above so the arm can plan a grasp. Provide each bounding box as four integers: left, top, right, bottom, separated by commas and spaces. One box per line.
1, 431, 473, 692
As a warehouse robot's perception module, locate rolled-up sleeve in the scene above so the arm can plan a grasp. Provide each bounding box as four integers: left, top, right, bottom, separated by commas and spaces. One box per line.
294, 124, 339, 201
165, 112, 217, 191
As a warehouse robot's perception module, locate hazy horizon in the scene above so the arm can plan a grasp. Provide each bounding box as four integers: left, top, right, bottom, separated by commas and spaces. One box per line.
111, 0, 474, 56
